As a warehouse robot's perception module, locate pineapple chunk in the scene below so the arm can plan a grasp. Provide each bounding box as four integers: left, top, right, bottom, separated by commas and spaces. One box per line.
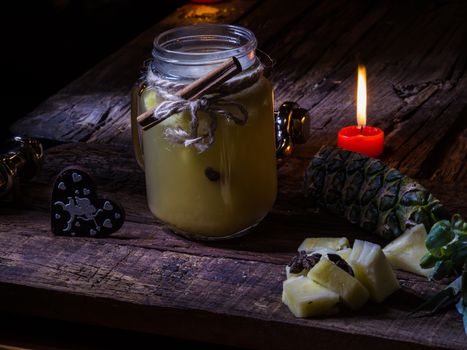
383, 224, 433, 277
298, 237, 349, 253
282, 276, 339, 317
349, 240, 399, 302
307, 259, 369, 310
336, 248, 352, 261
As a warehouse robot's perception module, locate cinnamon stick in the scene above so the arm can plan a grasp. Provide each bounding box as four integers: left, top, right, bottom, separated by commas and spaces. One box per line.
137, 56, 242, 131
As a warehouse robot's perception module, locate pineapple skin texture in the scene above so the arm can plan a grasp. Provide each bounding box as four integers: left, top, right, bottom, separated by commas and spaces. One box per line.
308, 259, 369, 310
298, 237, 349, 253
349, 240, 400, 302
282, 276, 339, 317
383, 224, 434, 277
304, 146, 449, 240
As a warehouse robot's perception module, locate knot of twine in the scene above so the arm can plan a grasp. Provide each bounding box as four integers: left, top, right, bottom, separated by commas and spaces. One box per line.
146, 64, 264, 152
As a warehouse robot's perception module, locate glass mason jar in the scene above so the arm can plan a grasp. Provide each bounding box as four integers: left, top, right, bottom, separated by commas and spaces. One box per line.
131, 24, 277, 240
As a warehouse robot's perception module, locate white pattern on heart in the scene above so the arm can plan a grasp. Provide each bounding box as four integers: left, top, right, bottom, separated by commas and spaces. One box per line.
54, 197, 102, 232
53, 169, 124, 237
103, 201, 113, 211
72, 173, 83, 182
103, 219, 113, 229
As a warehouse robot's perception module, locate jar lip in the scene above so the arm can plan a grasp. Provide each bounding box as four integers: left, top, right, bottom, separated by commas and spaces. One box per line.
152, 24, 257, 68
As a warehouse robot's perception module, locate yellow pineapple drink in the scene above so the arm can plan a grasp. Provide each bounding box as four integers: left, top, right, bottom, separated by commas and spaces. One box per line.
133, 25, 277, 239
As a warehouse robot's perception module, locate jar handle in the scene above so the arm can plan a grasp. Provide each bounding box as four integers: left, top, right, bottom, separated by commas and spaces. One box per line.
131, 84, 145, 170
275, 101, 309, 166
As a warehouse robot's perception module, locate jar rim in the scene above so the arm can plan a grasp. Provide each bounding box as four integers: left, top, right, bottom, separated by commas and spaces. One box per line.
152, 24, 258, 79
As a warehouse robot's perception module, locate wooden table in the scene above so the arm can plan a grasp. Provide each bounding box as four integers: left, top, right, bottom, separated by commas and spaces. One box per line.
2, 0, 467, 348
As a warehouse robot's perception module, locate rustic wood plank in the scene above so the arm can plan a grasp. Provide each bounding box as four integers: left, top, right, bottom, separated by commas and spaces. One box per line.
19, 143, 467, 218
11, 0, 467, 185
0, 143, 467, 348
10, 1, 466, 183
12, 0, 463, 217
285, 0, 467, 181
0, 197, 451, 299
270, 0, 389, 103
233, 0, 467, 186
0, 217, 465, 350
10, 143, 384, 265
6, 142, 464, 278
238, 0, 317, 46
5, 199, 464, 307
429, 125, 467, 183
10, 0, 259, 144
3, 0, 467, 348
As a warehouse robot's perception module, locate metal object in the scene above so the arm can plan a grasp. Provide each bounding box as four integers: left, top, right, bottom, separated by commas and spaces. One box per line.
0, 136, 43, 199
275, 101, 309, 163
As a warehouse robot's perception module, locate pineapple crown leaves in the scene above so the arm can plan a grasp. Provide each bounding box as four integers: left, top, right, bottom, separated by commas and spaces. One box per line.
421, 214, 467, 280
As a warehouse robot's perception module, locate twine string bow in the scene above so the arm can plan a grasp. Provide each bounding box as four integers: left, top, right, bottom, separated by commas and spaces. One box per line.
146, 63, 263, 152
153, 94, 249, 153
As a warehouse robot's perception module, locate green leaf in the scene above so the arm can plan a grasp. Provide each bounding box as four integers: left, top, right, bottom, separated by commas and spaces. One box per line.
431, 201, 450, 222
455, 298, 467, 334
450, 275, 463, 294
420, 253, 437, 269
411, 276, 462, 317
455, 264, 467, 334
426, 220, 454, 257
455, 297, 463, 314
452, 214, 467, 236
430, 260, 454, 280
424, 215, 467, 280
452, 244, 467, 273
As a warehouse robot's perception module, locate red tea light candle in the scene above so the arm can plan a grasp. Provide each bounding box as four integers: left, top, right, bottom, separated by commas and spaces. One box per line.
338, 125, 384, 157
337, 65, 384, 158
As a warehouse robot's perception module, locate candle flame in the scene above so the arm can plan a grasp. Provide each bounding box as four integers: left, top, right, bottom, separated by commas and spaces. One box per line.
357, 65, 367, 127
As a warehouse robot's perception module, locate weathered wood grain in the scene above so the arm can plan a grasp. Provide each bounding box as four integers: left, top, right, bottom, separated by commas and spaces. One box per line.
0, 210, 465, 350
12, 143, 383, 261
11, 0, 467, 185
10, 0, 259, 145
427, 111, 467, 183
19, 143, 467, 221
4, 0, 467, 348
285, 0, 467, 180
1, 142, 465, 349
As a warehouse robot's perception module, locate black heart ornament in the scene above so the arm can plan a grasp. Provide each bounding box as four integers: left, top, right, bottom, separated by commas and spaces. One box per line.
51, 168, 125, 237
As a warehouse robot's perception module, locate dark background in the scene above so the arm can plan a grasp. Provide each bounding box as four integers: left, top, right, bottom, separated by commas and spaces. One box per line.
1, 311, 236, 349
0, 0, 184, 141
